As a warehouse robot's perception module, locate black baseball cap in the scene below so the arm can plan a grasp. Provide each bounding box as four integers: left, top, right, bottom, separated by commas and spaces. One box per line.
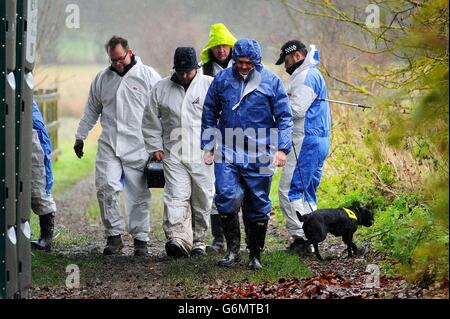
275, 40, 306, 65
173, 47, 200, 72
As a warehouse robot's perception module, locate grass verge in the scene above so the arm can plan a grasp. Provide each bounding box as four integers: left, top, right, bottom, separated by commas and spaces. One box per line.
31, 251, 103, 288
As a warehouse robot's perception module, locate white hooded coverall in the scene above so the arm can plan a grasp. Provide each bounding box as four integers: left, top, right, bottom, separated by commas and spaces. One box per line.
76, 57, 161, 242
142, 73, 215, 252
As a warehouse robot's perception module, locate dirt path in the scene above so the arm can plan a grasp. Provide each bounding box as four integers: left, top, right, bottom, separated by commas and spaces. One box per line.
54, 174, 100, 245
28, 175, 447, 299
29, 175, 175, 299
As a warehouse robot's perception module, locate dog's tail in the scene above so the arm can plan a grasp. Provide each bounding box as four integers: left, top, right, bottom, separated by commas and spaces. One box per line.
296, 211, 310, 223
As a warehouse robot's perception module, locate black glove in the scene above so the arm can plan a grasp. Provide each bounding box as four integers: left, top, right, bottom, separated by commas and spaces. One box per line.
74, 139, 84, 158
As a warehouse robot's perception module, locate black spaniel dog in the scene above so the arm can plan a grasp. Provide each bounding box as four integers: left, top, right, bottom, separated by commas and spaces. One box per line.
296, 205, 374, 261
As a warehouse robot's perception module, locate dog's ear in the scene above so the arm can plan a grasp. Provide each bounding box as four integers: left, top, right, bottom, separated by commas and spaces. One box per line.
361, 206, 371, 215
349, 201, 362, 211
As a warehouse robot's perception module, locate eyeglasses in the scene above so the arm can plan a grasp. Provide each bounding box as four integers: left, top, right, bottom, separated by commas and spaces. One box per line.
109, 52, 128, 63
235, 59, 254, 67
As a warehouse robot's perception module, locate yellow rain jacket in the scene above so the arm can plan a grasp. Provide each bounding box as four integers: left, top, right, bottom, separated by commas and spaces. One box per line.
200, 23, 237, 64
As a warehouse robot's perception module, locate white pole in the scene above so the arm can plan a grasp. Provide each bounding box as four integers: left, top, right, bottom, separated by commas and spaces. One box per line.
318, 98, 371, 109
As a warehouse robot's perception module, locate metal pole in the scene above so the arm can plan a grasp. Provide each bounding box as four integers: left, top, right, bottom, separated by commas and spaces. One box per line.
318, 98, 371, 109
1, 0, 19, 300
0, 0, 7, 301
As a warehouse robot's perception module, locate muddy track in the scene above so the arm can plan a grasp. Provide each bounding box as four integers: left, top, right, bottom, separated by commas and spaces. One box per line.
29, 174, 176, 299
28, 175, 446, 299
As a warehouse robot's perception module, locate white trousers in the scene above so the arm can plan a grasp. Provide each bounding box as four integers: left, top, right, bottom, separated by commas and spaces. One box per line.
162, 157, 214, 252
95, 143, 151, 241
278, 133, 317, 239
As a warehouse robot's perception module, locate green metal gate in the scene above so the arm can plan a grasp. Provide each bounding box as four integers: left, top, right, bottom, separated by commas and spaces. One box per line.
1, 0, 19, 300
1, 0, 8, 300
1, 0, 37, 299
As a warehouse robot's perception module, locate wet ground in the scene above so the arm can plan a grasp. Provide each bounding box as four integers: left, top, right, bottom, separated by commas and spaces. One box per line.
28, 175, 448, 299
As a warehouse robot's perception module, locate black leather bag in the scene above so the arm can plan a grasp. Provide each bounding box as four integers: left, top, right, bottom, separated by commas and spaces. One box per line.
144, 157, 165, 188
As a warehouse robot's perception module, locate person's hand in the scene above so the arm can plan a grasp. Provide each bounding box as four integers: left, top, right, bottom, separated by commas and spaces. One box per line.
74, 139, 84, 159
153, 150, 165, 161
204, 150, 214, 165
273, 150, 287, 167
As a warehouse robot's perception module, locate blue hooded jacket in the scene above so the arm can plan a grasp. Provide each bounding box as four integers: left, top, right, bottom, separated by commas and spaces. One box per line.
32, 100, 54, 194
201, 39, 293, 166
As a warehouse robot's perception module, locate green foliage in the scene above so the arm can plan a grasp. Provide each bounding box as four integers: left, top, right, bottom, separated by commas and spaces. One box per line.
360, 193, 448, 283
412, 138, 431, 161
317, 127, 449, 283
316, 117, 381, 210
378, 164, 395, 186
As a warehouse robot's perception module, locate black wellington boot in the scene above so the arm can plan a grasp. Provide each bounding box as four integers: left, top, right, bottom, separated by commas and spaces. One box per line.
243, 217, 250, 250
31, 213, 55, 252
247, 220, 268, 270
206, 214, 226, 253
134, 239, 148, 256
217, 214, 241, 267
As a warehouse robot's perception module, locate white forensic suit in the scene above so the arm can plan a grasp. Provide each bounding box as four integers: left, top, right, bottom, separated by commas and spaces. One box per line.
279, 45, 331, 239
142, 72, 215, 253
76, 57, 161, 242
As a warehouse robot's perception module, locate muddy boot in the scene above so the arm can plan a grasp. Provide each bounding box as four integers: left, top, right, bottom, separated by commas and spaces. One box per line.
134, 239, 148, 256
243, 217, 250, 250
286, 237, 312, 256
217, 214, 241, 267
247, 220, 268, 270
165, 239, 190, 258
298, 242, 314, 256
206, 214, 226, 253
191, 241, 207, 257
286, 237, 304, 252
31, 213, 55, 252
191, 246, 207, 257
103, 235, 124, 255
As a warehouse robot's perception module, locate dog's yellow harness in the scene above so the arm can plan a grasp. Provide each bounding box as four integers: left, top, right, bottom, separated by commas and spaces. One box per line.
343, 208, 358, 220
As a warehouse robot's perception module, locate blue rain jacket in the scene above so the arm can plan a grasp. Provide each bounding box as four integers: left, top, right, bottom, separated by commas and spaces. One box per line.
201, 39, 293, 219
32, 100, 54, 194
201, 39, 293, 166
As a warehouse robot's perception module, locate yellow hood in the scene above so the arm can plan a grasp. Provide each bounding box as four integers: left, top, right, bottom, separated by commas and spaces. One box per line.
201, 23, 237, 64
